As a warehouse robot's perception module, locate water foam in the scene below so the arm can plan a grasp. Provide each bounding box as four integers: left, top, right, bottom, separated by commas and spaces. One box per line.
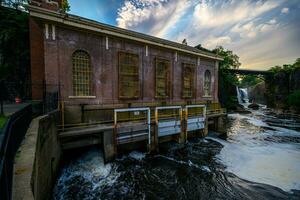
212, 113, 300, 192
128, 151, 146, 161
156, 155, 211, 173
53, 149, 121, 199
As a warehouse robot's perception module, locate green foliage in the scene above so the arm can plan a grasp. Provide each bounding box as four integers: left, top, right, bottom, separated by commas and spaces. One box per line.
293, 58, 300, 68
0, 115, 7, 129
287, 90, 300, 109
61, 0, 70, 12
213, 46, 241, 70
239, 75, 263, 88
269, 58, 300, 74
212, 46, 241, 109
0, 6, 30, 99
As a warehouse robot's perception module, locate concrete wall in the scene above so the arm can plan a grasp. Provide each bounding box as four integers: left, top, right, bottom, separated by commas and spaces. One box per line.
13, 111, 61, 200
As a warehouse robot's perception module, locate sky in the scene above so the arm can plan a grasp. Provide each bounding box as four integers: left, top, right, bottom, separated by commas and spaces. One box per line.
68, 0, 300, 70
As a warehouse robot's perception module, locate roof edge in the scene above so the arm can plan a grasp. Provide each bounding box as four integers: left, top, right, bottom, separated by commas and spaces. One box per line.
28, 5, 224, 61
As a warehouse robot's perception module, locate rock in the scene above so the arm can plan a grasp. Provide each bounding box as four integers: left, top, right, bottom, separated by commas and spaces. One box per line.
248, 82, 266, 104
290, 68, 300, 91
232, 104, 252, 114
248, 103, 259, 110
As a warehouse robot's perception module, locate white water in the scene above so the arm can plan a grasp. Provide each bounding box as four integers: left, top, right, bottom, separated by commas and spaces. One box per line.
236, 86, 250, 108
53, 149, 121, 199
209, 113, 300, 192
128, 151, 146, 161
53, 106, 300, 198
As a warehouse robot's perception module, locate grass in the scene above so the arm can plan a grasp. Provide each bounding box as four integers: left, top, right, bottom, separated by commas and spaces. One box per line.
0, 115, 7, 130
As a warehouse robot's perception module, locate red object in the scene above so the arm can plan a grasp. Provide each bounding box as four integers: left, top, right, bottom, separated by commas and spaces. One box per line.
15, 97, 21, 104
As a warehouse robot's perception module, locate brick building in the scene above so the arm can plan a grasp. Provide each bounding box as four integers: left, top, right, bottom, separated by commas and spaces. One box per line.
28, 0, 223, 125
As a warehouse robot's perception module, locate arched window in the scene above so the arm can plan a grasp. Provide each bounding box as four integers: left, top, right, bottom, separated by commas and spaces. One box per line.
204, 70, 211, 96
182, 63, 195, 98
72, 50, 92, 96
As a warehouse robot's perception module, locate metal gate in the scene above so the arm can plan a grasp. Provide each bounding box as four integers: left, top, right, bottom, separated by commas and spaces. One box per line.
114, 107, 151, 145
155, 106, 183, 137
185, 105, 206, 132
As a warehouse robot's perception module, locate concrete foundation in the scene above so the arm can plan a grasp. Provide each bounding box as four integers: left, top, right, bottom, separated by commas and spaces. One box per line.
13, 111, 61, 200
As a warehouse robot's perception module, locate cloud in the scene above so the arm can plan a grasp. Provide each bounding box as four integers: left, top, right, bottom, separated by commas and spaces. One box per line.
281, 7, 289, 14
116, 0, 192, 37
113, 0, 298, 70
235, 23, 300, 70
231, 18, 279, 38
204, 36, 232, 49
193, 0, 282, 28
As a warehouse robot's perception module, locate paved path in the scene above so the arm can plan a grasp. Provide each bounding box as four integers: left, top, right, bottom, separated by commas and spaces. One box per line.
2, 103, 30, 116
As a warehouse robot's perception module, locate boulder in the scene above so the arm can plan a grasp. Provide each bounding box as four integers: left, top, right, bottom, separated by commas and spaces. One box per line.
248, 103, 259, 110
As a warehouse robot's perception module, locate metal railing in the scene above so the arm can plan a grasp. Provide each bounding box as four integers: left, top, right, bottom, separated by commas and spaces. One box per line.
0, 104, 32, 200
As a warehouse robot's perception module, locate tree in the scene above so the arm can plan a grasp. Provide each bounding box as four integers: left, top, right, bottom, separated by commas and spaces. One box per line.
269, 58, 300, 74
212, 46, 241, 109
293, 58, 300, 69
287, 90, 300, 110
61, 0, 70, 12
1, 0, 27, 9
213, 46, 241, 70
0, 6, 30, 100
239, 75, 263, 88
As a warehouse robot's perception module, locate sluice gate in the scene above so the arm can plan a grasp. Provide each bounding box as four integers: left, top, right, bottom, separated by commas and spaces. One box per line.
57, 104, 225, 160
114, 107, 151, 145
185, 105, 206, 132
155, 106, 183, 138
113, 105, 207, 151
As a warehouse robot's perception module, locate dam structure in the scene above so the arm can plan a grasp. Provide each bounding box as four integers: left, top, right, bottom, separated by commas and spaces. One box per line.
28, 0, 226, 161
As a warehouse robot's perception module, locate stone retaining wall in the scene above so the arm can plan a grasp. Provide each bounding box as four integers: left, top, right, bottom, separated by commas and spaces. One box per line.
13, 111, 61, 200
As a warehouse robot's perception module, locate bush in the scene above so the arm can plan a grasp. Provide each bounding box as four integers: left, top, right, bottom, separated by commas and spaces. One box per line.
287, 90, 300, 109
0, 115, 7, 129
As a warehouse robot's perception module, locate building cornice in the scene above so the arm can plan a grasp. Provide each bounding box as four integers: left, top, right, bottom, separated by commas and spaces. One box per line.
28, 5, 224, 61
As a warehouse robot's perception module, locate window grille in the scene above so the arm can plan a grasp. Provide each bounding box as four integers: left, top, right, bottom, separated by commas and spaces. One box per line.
118, 52, 140, 99
182, 63, 195, 98
155, 58, 171, 98
72, 50, 92, 96
204, 70, 211, 96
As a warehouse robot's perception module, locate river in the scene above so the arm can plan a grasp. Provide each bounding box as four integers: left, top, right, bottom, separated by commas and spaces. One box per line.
53, 107, 300, 200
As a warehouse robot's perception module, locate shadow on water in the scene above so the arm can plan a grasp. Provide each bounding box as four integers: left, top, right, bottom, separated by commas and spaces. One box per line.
53, 109, 300, 200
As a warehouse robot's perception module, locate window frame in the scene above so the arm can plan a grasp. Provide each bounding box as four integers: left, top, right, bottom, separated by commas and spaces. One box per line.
71, 50, 93, 97
155, 57, 171, 99
203, 70, 212, 97
182, 63, 196, 99
118, 51, 140, 99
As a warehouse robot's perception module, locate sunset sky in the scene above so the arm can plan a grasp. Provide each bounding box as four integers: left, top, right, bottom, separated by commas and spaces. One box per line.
68, 0, 300, 70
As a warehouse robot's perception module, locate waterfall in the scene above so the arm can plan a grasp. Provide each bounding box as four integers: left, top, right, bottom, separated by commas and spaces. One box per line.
236, 86, 250, 107
236, 86, 243, 104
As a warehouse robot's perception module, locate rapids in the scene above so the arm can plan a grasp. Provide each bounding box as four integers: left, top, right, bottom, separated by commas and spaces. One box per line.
53, 108, 300, 200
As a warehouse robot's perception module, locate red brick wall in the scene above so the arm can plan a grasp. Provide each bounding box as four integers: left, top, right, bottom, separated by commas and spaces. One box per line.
43, 26, 219, 106
29, 17, 45, 100
30, 0, 62, 11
